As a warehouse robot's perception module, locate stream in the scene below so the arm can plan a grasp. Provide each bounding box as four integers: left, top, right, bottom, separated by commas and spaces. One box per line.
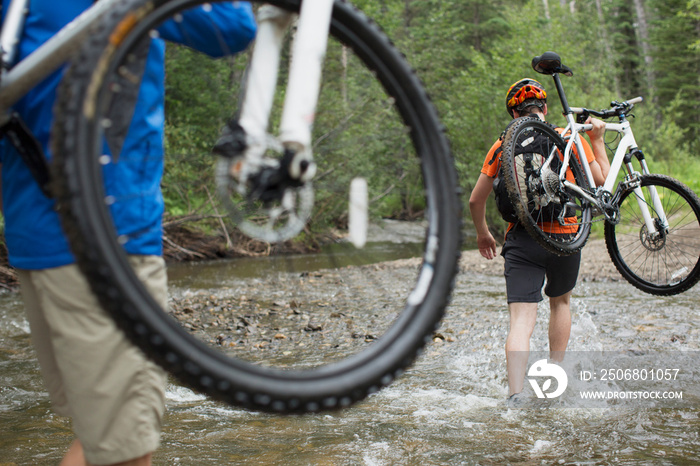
1, 238, 699, 464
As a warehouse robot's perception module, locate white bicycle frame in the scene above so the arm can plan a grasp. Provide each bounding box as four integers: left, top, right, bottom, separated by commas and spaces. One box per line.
557, 102, 669, 236
0, 0, 121, 123
236, 0, 333, 180
229, 0, 373, 246
1, 0, 334, 157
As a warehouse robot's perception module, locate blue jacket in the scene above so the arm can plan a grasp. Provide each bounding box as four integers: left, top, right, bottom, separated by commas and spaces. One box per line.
0, 1, 256, 270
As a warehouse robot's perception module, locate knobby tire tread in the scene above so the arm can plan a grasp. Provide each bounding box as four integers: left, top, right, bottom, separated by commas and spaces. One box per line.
501, 118, 592, 255
51, 0, 461, 412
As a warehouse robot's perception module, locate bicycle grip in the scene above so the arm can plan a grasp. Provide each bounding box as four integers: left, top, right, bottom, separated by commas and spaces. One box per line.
627, 96, 643, 105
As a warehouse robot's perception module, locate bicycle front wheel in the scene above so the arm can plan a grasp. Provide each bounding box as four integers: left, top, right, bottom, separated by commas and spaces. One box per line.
605, 174, 700, 295
501, 118, 593, 255
51, 0, 461, 412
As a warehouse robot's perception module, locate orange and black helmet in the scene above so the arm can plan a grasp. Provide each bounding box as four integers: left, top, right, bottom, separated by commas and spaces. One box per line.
505, 79, 547, 117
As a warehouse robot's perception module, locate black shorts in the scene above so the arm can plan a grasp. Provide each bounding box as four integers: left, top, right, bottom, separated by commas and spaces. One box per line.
500, 225, 581, 303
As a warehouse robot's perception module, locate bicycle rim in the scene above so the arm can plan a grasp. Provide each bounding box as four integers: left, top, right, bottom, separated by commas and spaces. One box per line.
605, 174, 700, 295
501, 118, 592, 255
51, 0, 461, 412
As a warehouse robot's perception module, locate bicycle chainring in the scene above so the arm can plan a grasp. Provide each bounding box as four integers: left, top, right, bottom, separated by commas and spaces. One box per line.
639, 222, 667, 252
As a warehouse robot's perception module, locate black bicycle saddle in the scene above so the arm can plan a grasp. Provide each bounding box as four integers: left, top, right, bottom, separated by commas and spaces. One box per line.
532, 51, 573, 77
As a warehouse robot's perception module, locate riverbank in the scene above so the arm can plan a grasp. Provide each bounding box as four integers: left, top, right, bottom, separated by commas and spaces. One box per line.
0, 221, 308, 290
0, 227, 622, 291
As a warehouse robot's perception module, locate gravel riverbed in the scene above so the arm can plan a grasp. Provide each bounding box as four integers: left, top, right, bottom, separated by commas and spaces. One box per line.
167, 238, 623, 366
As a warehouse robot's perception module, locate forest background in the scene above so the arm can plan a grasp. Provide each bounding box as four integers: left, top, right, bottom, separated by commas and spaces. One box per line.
164, 0, 700, 247
353, 0, 700, 230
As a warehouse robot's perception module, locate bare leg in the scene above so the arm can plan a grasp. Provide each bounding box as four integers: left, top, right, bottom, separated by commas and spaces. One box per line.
60, 440, 87, 466
60, 439, 153, 466
548, 291, 572, 362
505, 302, 538, 396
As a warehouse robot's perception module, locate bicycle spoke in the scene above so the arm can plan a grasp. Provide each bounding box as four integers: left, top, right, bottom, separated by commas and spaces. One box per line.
606, 174, 700, 295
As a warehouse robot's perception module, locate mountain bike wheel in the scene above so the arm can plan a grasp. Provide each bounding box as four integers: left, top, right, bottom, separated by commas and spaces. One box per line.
501, 118, 593, 255
605, 174, 700, 295
51, 0, 461, 412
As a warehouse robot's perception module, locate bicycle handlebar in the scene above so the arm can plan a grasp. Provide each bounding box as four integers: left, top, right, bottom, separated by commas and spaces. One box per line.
570, 96, 643, 121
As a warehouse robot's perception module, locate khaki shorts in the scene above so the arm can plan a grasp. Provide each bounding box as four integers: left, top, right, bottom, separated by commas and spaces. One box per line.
18, 256, 167, 465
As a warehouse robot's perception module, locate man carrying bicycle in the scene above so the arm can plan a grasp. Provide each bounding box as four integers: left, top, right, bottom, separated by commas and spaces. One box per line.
0, 1, 255, 464
468, 78, 609, 406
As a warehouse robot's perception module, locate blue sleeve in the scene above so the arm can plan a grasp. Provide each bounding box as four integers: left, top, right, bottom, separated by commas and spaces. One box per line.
158, 2, 257, 58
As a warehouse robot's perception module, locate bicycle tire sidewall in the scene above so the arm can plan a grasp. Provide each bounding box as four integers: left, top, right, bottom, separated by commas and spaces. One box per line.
501, 118, 592, 256
52, 0, 462, 411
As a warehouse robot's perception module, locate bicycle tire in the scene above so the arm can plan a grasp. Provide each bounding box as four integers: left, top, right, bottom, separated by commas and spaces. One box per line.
605, 174, 700, 295
51, 0, 461, 412
501, 118, 593, 255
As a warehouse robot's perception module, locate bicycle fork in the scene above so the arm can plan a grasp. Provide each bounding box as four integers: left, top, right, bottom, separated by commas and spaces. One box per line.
560, 129, 668, 238
216, 0, 332, 187
213, 0, 370, 246
623, 149, 669, 240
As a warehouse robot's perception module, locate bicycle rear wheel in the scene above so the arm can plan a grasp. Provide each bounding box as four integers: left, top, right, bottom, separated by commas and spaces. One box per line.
605, 174, 700, 295
51, 0, 461, 412
501, 118, 593, 255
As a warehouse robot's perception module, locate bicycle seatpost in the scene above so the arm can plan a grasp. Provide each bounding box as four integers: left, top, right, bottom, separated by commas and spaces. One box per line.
551, 73, 573, 116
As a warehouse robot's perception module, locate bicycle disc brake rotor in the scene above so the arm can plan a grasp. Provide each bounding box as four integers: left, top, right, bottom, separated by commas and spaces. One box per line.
215, 157, 314, 243
639, 223, 667, 252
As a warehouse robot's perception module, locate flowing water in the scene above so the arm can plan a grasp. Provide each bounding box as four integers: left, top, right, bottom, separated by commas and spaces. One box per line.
1, 240, 699, 464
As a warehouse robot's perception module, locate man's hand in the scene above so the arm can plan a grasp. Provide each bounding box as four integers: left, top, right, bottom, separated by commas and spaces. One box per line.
477, 232, 498, 260
584, 116, 610, 185
585, 116, 605, 142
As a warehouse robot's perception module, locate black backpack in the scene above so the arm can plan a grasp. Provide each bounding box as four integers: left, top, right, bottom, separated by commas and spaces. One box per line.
491, 118, 569, 224
492, 167, 518, 223
491, 118, 526, 224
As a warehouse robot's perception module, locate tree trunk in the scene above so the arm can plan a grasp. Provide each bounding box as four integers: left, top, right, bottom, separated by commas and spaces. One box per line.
595, 0, 621, 96
632, 0, 655, 95
473, 4, 482, 52
342, 46, 348, 106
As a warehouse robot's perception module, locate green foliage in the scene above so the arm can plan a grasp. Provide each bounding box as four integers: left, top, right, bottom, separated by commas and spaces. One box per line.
605, 0, 647, 98
163, 45, 248, 217
159, 0, 700, 240
648, 0, 700, 147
